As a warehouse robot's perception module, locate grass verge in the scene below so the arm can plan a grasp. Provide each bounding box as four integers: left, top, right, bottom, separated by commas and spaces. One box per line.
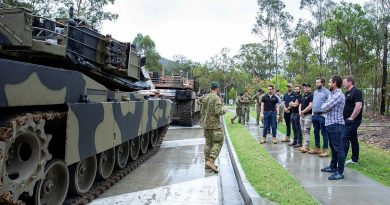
224, 113, 318, 204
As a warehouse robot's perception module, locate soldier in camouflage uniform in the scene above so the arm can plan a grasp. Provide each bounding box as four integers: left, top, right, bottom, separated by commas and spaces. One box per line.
252, 89, 265, 125
231, 93, 243, 124
203, 82, 227, 173
240, 90, 251, 125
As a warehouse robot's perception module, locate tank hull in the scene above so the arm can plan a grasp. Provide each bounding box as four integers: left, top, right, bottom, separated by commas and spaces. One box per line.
0, 58, 173, 204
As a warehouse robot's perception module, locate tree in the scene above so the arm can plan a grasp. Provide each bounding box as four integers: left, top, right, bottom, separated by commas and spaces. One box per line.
132, 33, 162, 72
300, 0, 336, 66
252, 0, 293, 85
235, 43, 270, 78
4, 0, 118, 29
228, 87, 236, 100
323, 2, 377, 75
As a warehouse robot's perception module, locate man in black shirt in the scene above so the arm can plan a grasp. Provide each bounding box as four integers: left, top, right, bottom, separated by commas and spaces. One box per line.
282, 83, 296, 143
342, 77, 363, 164
288, 85, 303, 147
299, 83, 313, 153
260, 85, 280, 144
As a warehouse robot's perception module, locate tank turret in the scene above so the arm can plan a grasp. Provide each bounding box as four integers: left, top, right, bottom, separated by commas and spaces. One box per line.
0, 6, 151, 91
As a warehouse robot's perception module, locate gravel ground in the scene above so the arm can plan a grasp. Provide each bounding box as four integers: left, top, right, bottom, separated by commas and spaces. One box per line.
359, 127, 390, 150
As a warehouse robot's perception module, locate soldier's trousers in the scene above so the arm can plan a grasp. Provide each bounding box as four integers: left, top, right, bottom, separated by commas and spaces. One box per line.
256, 107, 261, 124
241, 105, 249, 123
204, 128, 224, 161
231, 108, 242, 123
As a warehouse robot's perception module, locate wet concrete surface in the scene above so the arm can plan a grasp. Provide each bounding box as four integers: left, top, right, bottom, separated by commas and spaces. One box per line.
90, 126, 244, 205
244, 117, 390, 205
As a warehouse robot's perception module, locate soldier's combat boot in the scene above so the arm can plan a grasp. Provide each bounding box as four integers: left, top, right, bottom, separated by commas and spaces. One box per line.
206, 158, 219, 173
205, 163, 218, 169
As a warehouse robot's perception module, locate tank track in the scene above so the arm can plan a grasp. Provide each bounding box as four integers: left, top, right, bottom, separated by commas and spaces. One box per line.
65, 125, 169, 205
178, 101, 194, 127
0, 113, 169, 205
0, 112, 67, 205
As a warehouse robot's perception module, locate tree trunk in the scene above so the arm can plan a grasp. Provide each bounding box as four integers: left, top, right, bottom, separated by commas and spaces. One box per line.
380, 24, 388, 114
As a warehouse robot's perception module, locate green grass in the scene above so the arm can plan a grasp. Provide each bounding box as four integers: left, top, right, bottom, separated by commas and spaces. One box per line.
346, 144, 390, 186
247, 109, 390, 187
224, 113, 318, 205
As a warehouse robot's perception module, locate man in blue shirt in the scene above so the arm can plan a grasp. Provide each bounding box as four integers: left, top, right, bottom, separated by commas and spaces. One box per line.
321, 76, 346, 180
281, 83, 296, 142
309, 77, 331, 157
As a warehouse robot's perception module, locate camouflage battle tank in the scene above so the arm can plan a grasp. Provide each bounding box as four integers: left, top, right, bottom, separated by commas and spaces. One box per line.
150, 71, 200, 126
0, 4, 174, 205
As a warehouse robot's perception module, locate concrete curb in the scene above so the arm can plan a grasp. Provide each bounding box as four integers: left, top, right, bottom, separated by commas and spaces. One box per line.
221, 118, 276, 205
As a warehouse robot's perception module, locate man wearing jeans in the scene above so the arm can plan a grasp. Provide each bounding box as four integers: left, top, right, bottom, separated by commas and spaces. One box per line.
260, 85, 280, 144
321, 76, 346, 180
288, 86, 303, 147
343, 77, 363, 164
309, 77, 331, 157
281, 83, 296, 142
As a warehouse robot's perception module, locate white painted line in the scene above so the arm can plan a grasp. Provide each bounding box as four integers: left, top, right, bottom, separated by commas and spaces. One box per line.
89, 175, 219, 205
160, 138, 205, 148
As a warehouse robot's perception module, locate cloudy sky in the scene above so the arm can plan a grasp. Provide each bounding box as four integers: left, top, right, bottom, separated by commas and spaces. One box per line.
101, 0, 367, 63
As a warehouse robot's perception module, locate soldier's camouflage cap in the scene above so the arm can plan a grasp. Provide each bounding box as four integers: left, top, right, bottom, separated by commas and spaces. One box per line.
211, 82, 220, 88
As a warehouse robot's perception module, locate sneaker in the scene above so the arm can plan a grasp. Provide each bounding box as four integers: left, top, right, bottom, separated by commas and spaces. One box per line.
345, 159, 358, 165
321, 166, 335, 173
328, 171, 344, 180
288, 142, 297, 146
293, 144, 302, 148
272, 138, 277, 144
259, 138, 266, 144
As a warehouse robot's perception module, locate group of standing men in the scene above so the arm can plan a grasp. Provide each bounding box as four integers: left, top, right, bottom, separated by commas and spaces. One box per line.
279, 76, 363, 180
199, 76, 363, 180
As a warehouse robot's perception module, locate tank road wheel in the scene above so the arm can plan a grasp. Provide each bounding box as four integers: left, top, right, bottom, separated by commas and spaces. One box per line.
115, 142, 129, 169
0, 114, 52, 202
68, 155, 97, 195
97, 148, 115, 180
140, 133, 149, 154
34, 159, 69, 205
149, 129, 159, 148
129, 137, 140, 161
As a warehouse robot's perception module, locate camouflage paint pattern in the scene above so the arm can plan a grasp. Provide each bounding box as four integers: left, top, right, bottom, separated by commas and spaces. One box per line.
0, 58, 173, 166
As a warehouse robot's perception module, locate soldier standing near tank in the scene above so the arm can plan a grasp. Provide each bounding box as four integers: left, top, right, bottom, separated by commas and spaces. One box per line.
203, 82, 227, 173
240, 90, 251, 125
252, 89, 265, 125
231, 93, 243, 124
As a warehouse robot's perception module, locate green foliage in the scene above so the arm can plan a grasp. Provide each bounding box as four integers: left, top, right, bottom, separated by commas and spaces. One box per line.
228, 87, 236, 100
270, 75, 288, 93
132, 33, 162, 72
5, 0, 118, 29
